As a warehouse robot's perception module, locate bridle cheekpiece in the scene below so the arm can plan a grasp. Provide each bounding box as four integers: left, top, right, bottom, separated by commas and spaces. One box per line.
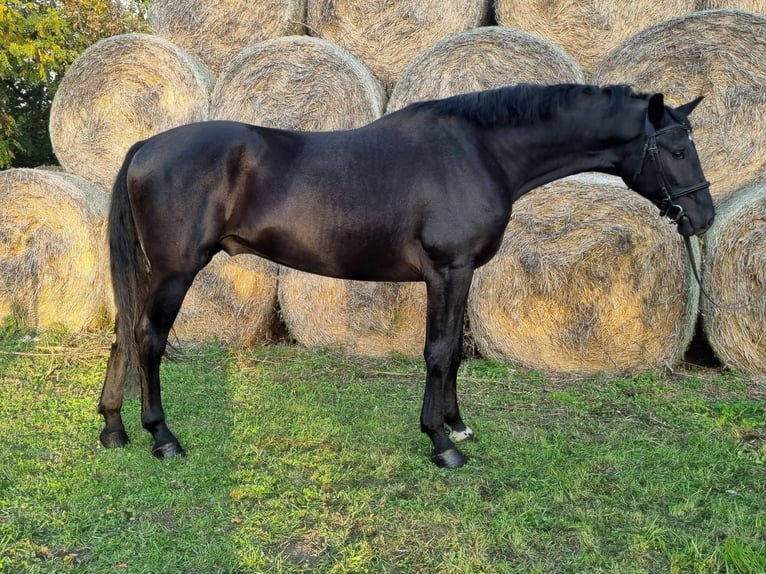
629, 114, 710, 223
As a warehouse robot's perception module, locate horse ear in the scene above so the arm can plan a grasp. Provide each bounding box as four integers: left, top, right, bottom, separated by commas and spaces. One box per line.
647, 93, 665, 126
675, 95, 705, 117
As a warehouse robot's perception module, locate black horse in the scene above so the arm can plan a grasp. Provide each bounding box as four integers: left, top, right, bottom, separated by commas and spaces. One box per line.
98, 83, 714, 468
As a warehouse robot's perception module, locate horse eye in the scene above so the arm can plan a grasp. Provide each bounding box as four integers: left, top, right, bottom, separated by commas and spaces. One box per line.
672, 150, 686, 159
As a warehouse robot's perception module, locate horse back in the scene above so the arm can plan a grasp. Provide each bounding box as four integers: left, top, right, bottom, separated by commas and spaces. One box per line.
124, 118, 511, 281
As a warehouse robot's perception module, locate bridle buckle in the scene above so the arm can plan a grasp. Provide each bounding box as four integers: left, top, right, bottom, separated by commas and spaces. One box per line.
663, 204, 685, 222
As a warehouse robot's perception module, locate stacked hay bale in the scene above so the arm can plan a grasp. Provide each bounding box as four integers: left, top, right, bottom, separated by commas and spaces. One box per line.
468, 174, 699, 377
494, 0, 695, 73
172, 252, 280, 347
306, 0, 491, 91
149, 0, 307, 76
173, 35, 390, 350
278, 279, 428, 357
387, 26, 584, 111
211, 36, 386, 129
383, 27, 703, 375
592, 10, 766, 203
0, 169, 111, 331
701, 182, 766, 376
49, 33, 214, 191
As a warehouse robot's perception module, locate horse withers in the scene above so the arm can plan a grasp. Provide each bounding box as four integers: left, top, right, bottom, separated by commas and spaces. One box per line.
98, 83, 715, 468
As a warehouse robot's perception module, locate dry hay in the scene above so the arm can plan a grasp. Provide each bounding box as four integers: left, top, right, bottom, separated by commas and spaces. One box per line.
306, 0, 490, 91
700, 182, 766, 376
495, 0, 695, 73
699, 1, 766, 12
591, 9, 766, 203
387, 26, 584, 112
278, 270, 427, 357
0, 169, 111, 332
49, 33, 214, 191
467, 174, 699, 378
149, 0, 307, 76
211, 36, 385, 130
172, 252, 279, 347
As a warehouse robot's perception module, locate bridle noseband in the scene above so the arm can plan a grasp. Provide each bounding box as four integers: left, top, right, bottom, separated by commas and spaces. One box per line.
629, 115, 710, 222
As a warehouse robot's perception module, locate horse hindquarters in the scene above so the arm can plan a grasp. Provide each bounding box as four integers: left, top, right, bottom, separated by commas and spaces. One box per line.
98, 144, 205, 458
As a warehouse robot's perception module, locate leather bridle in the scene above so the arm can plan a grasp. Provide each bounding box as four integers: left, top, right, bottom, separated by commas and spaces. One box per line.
627, 113, 762, 311
629, 115, 761, 311
629, 115, 710, 223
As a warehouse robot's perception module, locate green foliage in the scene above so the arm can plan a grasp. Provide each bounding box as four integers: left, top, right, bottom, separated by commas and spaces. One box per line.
0, 0, 148, 168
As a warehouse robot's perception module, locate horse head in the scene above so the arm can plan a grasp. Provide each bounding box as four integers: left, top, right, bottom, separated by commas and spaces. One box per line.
623, 93, 715, 236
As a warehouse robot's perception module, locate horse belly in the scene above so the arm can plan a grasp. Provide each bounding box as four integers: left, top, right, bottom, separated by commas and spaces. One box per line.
223, 224, 423, 282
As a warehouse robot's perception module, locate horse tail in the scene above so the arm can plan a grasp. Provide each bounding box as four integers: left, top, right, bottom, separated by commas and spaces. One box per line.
109, 140, 148, 388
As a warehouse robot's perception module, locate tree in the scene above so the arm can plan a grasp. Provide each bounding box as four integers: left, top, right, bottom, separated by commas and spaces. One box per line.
0, 0, 148, 169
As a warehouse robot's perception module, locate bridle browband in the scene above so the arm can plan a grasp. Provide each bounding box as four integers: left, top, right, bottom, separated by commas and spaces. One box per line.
629, 114, 710, 223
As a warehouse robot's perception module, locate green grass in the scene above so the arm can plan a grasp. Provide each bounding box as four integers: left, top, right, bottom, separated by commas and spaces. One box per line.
0, 327, 764, 573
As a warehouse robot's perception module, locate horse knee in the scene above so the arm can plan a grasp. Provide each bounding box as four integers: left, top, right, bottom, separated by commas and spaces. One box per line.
424, 342, 460, 373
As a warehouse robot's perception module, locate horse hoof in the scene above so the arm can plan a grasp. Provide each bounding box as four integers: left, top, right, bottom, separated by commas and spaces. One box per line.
431, 448, 467, 469
152, 441, 186, 459
450, 426, 475, 443
100, 429, 129, 449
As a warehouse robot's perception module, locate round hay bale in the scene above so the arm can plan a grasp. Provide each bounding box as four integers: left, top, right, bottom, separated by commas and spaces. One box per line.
0, 169, 111, 332
467, 174, 699, 377
278, 270, 427, 357
172, 252, 279, 347
591, 9, 766, 203
306, 0, 491, 91
387, 26, 584, 112
701, 182, 766, 376
211, 36, 385, 130
49, 33, 214, 191
495, 0, 695, 73
149, 0, 307, 76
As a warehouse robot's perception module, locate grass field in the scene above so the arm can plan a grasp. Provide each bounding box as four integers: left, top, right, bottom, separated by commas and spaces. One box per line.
0, 324, 764, 573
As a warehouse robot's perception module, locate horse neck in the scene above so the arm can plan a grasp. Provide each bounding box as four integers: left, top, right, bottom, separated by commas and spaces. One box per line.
488, 106, 639, 201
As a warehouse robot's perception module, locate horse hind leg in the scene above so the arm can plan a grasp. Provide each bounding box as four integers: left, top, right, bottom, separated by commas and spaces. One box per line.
135, 270, 199, 458
98, 339, 130, 448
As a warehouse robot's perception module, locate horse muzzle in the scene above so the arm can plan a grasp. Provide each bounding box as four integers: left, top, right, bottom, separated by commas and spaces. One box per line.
675, 211, 714, 237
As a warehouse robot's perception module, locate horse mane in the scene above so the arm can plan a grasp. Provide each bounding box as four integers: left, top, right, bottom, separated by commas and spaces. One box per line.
404, 83, 648, 128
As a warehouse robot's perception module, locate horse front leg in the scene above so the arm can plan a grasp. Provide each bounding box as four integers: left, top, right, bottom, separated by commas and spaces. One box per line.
421, 266, 474, 468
